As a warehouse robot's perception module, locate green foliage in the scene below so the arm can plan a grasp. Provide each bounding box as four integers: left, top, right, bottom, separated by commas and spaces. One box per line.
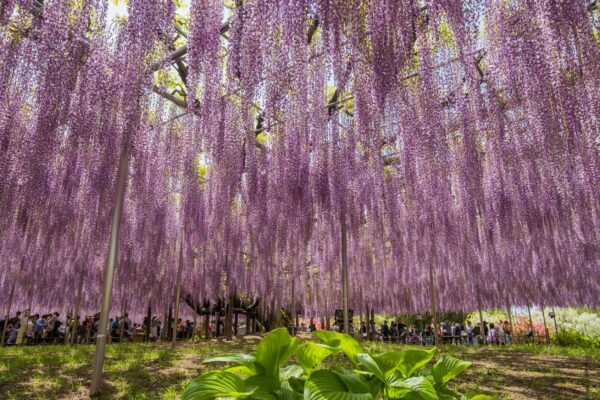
313, 330, 364, 364
181, 371, 255, 400
182, 328, 491, 400
304, 369, 375, 400
556, 330, 600, 348
296, 342, 339, 374
255, 328, 298, 378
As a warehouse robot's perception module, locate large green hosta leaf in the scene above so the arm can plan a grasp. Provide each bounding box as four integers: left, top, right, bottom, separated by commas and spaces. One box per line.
245, 375, 280, 400
288, 376, 306, 394
203, 353, 257, 365
460, 395, 494, 400
395, 348, 436, 378
296, 342, 340, 374
203, 353, 258, 376
371, 351, 403, 378
280, 365, 304, 381
313, 330, 364, 365
182, 371, 256, 400
432, 356, 471, 385
356, 353, 386, 382
304, 369, 374, 400
388, 376, 438, 400
256, 328, 298, 378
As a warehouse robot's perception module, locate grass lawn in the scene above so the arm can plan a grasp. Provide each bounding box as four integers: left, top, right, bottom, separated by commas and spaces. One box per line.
1, 340, 599, 399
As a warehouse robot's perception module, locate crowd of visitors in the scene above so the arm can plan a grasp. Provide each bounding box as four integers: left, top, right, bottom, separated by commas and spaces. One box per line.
355, 318, 515, 345
0, 309, 198, 345
2, 308, 527, 347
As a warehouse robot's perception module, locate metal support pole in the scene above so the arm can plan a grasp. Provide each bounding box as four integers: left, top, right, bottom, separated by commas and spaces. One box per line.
225, 292, 234, 340
429, 264, 439, 346
340, 214, 349, 334
192, 305, 198, 340
146, 303, 152, 342
1, 279, 17, 347
476, 283, 485, 329
506, 298, 514, 338
203, 309, 210, 339
370, 308, 375, 340
551, 306, 559, 344
366, 304, 370, 340
527, 304, 534, 342
233, 310, 238, 337
541, 304, 550, 342
162, 305, 168, 340
275, 299, 281, 329
172, 242, 184, 348
2, 262, 24, 346
90, 145, 129, 396
71, 267, 85, 345
291, 279, 296, 335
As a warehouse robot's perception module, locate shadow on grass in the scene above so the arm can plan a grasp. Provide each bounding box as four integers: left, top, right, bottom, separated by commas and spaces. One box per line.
1, 341, 599, 399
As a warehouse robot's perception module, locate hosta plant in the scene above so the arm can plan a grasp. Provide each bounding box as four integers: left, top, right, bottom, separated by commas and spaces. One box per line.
182, 328, 493, 400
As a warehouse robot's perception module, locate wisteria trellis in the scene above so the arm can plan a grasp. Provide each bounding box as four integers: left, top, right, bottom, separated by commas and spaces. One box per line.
0, 0, 599, 321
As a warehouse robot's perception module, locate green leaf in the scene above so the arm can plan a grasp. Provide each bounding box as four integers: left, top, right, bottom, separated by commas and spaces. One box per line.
275, 386, 300, 400
460, 394, 494, 400
396, 348, 436, 378
437, 385, 461, 399
256, 328, 298, 378
288, 377, 306, 393
389, 376, 438, 400
304, 369, 373, 400
356, 353, 385, 382
296, 342, 339, 374
336, 371, 375, 395
314, 330, 364, 365
372, 351, 403, 377
432, 356, 471, 385
225, 365, 255, 377
203, 353, 256, 376
245, 375, 280, 400
365, 376, 383, 399
280, 365, 304, 381
203, 353, 257, 367
182, 371, 256, 400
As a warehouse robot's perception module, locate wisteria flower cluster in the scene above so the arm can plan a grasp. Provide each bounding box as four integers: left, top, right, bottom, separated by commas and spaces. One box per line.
0, 0, 599, 320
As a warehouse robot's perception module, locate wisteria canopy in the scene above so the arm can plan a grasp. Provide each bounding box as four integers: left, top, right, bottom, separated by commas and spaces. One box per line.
1, 0, 599, 320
